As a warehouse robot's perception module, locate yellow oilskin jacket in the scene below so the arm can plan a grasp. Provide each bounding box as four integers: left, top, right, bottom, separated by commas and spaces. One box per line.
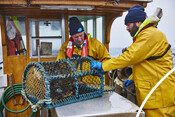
56, 34, 111, 84
56, 34, 111, 62
103, 20, 175, 109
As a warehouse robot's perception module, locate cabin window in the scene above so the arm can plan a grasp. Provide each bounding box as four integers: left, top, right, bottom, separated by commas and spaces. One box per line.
29, 19, 63, 58
87, 19, 93, 37
97, 17, 104, 44
6, 16, 27, 56
69, 16, 104, 44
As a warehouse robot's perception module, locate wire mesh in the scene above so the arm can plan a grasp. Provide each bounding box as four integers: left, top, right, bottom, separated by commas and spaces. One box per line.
22, 57, 112, 109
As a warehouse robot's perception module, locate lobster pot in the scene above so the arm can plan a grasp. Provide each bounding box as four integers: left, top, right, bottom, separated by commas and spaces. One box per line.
22, 57, 104, 109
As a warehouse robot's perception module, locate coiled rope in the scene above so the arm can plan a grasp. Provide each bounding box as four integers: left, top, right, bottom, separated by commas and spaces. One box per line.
0, 83, 34, 117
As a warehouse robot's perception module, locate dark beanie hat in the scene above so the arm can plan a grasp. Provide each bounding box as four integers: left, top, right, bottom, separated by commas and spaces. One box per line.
125, 5, 147, 25
69, 17, 84, 36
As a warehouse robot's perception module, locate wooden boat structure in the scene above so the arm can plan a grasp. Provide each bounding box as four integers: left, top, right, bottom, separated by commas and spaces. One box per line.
0, 0, 152, 117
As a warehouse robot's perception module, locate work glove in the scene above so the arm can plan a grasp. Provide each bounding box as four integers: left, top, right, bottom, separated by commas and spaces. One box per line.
90, 61, 105, 74
123, 79, 133, 91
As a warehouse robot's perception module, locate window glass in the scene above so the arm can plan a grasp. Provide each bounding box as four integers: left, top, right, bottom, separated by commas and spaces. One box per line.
29, 19, 62, 58
39, 21, 61, 36
6, 16, 26, 56
97, 17, 103, 43
87, 19, 93, 36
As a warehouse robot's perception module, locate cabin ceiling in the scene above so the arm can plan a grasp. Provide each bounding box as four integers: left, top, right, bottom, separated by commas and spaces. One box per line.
0, 0, 152, 16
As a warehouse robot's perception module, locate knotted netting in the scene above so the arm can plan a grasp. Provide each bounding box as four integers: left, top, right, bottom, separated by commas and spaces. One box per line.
21, 57, 113, 111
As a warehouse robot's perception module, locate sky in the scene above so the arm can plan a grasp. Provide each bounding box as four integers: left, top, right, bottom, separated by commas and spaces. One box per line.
110, 0, 175, 48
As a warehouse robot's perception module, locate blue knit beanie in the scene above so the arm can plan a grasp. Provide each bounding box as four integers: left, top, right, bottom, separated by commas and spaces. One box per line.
125, 5, 147, 25
69, 17, 84, 36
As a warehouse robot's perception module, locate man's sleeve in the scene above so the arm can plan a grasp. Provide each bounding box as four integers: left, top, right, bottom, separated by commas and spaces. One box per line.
56, 43, 67, 61
102, 29, 159, 71
128, 73, 134, 81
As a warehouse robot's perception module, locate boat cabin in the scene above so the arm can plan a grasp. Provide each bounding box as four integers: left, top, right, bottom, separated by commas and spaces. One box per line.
0, 0, 151, 116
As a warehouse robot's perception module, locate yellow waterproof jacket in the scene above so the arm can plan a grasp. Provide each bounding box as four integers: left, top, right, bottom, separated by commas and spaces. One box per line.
56, 34, 111, 62
103, 21, 175, 109
56, 34, 111, 84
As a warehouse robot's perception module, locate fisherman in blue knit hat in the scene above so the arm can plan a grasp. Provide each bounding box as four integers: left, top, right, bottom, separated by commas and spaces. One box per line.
91, 5, 175, 117
124, 5, 147, 37
56, 17, 111, 83
56, 17, 110, 60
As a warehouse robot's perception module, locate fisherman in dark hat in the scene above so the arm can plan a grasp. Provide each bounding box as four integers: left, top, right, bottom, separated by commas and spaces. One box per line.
90, 5, 175, 117
57, 17, 110, 59
56, 17, 110, 83
56, 17, 110, 60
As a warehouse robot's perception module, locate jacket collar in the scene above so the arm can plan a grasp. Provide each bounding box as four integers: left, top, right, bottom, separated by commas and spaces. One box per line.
133, 15, 160, 41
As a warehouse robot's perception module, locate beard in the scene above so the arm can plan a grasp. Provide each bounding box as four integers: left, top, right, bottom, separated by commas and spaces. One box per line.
129, 23, 139, 37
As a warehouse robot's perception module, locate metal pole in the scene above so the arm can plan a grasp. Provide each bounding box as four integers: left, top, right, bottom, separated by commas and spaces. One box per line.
37, 45, 40, 62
